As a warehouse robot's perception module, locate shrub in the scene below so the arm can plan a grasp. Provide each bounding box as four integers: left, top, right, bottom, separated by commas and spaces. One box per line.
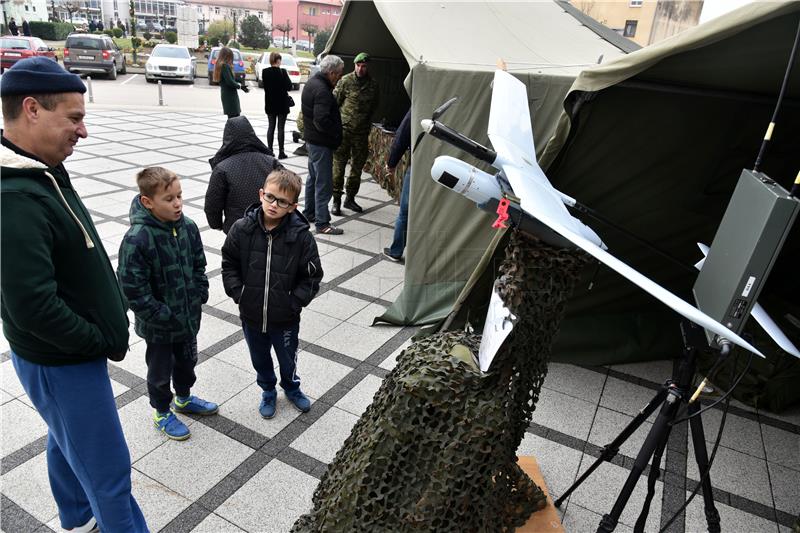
112, 27, 122, 38
227, 40, 240, 49
165, 31, 177, 44
207, 20, 232, 48
143, 30, 151, 41
103, 29, 114, 36
239, 15, 269, 49
314, 28, 332, 57
143, 41, 156, 48
209, 35, 220, 47
29, 21, 74, 40
131, 36, 142, 49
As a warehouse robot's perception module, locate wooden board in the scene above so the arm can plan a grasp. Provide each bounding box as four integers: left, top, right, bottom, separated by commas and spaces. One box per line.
516, 456, 565, 532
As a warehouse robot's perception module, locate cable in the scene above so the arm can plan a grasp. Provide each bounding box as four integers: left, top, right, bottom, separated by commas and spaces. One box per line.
753, 16, 800, 172
568, 201, 696, 275
658, 354, 739, 533
671, 349, 754, 426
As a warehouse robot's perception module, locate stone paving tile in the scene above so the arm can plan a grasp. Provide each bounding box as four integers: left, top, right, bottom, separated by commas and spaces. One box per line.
215, 460, 317, 532
0, 399, 48, 457
134, 422, 253, 500
687, 443, 773, 507
685, 491, 782, 533
333, 374, 384, 418
290, 406, 360, 464
190, 512, 246, 532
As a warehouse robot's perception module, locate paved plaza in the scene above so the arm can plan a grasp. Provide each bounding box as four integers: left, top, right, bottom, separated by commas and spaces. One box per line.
1, 107, 798, 532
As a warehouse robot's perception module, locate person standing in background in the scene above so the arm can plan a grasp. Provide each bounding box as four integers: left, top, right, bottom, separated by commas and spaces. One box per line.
262, 51, 293, 159
214, 46, 249, 119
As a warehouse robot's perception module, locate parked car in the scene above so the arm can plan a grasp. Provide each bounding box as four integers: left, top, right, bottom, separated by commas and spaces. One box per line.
207, 47, 245, 85
145, 44, 195, 83
151, 21, 164, 32
254, 51, 301, 90
0, 36, 57, 72
63, 33, 127, 79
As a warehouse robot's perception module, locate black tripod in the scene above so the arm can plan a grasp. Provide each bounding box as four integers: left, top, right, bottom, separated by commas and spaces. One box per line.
554, 320, 722, 533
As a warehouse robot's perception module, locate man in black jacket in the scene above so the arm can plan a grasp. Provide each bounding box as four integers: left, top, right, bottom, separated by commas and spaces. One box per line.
301, 54, 344, 235
204, 116, 282, 233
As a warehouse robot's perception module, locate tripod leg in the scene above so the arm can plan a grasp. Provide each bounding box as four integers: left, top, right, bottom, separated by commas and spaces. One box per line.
687, 402, 722, 533
633, 422, 671, 533
598, 389, 681, 533
556, 387, 668, 508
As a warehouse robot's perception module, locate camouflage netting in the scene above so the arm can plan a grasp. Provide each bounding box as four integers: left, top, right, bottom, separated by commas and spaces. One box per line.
293, 231, 590, 532
363, 125, 409, 201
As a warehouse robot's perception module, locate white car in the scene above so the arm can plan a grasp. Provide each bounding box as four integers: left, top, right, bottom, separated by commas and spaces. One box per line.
145, 44, 196, 83
254, 52, 301, 90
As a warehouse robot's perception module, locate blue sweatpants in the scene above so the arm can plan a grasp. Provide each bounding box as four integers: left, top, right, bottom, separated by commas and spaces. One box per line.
11, 353, 149, 533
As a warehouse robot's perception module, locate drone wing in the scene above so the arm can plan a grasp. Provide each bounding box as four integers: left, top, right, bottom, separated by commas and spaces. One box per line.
487, 69, 604, 247
499, 167, 763, 356
695, 243, 799, 358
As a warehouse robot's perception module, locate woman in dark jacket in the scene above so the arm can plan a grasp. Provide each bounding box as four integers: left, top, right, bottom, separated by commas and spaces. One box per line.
262, 51, 292, 159
214, 46, 249, 118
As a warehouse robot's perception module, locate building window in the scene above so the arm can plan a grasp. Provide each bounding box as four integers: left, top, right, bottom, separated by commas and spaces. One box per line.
309, 7, 316, 16
257, 11, 262, 18
630, 0, 643, 6
623, 19, 638, 37
214, 7, 219, 14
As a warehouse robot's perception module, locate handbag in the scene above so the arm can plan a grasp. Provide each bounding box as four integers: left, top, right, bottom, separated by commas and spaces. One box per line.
286, 94, 296, 108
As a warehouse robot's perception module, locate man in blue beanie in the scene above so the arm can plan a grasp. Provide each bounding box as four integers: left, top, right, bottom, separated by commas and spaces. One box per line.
1, 58, 149, 533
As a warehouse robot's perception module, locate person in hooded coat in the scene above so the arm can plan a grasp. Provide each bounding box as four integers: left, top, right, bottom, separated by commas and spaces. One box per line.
204, 116, 282, 233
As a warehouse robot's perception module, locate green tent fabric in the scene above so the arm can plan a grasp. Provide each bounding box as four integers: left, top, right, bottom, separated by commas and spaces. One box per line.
321, 0, 632, 323
324, 1, 800, 402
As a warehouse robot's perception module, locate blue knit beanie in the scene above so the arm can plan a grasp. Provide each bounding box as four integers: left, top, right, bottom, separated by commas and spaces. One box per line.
0, 57, 86, 97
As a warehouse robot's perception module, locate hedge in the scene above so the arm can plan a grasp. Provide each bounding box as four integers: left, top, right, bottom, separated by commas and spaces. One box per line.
29, 21, 75, 40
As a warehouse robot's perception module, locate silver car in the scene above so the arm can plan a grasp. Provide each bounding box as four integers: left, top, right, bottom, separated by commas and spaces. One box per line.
145, 44, 196, 83
63, 33, 126, 80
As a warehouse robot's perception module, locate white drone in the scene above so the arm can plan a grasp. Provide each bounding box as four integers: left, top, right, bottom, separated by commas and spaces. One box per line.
424, 69, 798, 360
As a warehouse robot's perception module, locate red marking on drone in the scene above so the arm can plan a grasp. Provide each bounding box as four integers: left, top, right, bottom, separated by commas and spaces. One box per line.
492, 198, 510, 229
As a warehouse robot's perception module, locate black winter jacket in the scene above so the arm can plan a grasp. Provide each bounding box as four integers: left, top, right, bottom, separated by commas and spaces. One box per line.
205, 116, 282, 233
221, 204, 323, 330
301, 72, 342, 149
262, 66, 292, 116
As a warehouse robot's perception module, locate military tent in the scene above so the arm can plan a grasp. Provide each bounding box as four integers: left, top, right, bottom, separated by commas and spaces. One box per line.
325, 1, 800, 404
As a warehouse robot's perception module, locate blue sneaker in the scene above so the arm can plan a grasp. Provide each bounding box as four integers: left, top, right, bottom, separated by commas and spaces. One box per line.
259, 390, 277, 419
172, 395, 219, 416
154, 411, 190, 440
286, 389, 311, 413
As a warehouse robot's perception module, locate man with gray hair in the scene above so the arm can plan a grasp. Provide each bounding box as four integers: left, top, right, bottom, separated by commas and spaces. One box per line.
301, 54, 345, 235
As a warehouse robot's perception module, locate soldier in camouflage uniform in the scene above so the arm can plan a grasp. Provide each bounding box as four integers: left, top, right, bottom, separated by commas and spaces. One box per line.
331, 52, 379, 215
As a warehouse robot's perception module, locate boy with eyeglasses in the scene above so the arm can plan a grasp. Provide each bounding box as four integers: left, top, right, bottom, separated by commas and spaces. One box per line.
222, 169, 323, 417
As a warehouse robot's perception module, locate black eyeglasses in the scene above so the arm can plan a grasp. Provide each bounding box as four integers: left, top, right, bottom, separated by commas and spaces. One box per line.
262, 192, 292, 209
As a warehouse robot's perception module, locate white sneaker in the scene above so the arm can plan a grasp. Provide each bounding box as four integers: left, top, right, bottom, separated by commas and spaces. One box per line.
67, 517, 99, 533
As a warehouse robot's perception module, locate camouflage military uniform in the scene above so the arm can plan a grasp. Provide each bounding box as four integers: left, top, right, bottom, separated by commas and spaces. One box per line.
332, 71, 379, 200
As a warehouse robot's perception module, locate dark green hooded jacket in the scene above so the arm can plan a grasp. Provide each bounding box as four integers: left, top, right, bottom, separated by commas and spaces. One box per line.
117, 195, 209, 344
0, 140, 129, 365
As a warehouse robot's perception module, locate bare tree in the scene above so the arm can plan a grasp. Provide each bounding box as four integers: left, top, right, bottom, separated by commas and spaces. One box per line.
59, 0, 82, 22
300, 22, 318, 50
274, 20, 292, 47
